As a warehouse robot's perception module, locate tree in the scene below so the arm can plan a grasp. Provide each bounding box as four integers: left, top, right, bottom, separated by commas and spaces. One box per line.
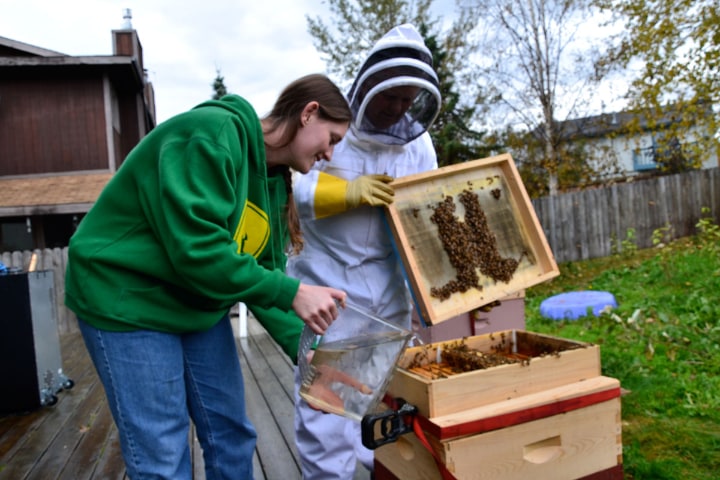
306, 0, 490, 165
467, 0, 613, 195
418, 23, 493, 166
655, 136, 690, 174
593, 0, 720, 170
212, 68, 228, 100
306, 0, 435, 88
500, 125, 619, 198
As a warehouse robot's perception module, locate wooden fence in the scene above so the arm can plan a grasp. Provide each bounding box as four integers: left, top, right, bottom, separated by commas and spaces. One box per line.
531, 167, 719, 263
2, 166, 718, 334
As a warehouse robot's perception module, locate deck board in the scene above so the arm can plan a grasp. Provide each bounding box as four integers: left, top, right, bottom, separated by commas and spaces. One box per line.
239, 338, 298, 479
238, 319, 300, 478
0, 316, 298, 480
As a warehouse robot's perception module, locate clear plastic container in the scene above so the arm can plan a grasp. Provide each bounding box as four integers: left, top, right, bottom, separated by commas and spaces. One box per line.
297, 302, 414, 422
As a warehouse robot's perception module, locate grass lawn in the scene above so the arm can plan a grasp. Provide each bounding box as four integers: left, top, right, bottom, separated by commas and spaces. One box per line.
523, 216, 720, 479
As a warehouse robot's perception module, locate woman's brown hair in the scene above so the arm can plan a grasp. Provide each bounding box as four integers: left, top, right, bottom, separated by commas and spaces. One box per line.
263, 74, 351, 254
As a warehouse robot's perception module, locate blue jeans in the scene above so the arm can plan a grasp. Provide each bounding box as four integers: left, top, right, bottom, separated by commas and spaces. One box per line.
79, 315, 256, 479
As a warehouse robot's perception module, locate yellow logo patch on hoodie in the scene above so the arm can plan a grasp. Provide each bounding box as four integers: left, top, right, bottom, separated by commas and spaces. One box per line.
233, 200, 269, 257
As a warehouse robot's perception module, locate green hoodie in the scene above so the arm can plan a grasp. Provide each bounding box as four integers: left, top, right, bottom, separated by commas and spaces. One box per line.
65, 95, 300, 340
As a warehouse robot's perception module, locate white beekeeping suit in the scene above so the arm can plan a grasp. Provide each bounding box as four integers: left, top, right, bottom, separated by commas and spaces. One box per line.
291, 23, 442, 479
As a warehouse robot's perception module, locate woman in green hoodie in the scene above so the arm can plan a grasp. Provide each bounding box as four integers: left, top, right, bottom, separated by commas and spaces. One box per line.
65, 73, 351, 479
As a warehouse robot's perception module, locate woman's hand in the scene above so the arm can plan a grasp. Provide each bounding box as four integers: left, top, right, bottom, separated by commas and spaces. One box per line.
292, 283, 346, 334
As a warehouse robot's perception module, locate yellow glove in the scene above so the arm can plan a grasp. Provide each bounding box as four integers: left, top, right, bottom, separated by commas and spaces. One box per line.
314, 172, 395, 219
346, 174, 395, 208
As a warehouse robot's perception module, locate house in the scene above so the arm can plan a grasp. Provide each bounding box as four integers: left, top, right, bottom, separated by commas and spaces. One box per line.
0, 11, 155, 252
555, 106, 718, 178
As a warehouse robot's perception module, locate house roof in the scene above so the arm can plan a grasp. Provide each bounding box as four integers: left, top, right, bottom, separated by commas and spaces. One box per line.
0, 33, 146, 92
0, 35, 67, 57
552, 103, 708, 141
0, 173, 113, 217
0, 55, 145, 92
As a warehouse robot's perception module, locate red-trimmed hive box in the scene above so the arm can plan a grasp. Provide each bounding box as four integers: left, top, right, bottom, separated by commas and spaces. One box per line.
375, 330, 623, 480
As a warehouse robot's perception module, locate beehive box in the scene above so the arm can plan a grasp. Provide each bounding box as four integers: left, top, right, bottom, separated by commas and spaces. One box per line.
387, 330, 601, 418
385, 154, 559, 325
375, 376, 623, 479
376, 329, 623, 480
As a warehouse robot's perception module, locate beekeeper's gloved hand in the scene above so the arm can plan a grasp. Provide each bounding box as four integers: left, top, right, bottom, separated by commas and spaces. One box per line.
347, 174, 395, 207
314, 172, 395, 219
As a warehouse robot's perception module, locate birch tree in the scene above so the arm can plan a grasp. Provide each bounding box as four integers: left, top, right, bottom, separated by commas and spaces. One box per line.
469, 0, 611, 195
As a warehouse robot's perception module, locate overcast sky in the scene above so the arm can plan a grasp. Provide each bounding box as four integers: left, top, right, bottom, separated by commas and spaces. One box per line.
1, 1, 459, 124
1, 0, 625, 128
0, 0, 345, 123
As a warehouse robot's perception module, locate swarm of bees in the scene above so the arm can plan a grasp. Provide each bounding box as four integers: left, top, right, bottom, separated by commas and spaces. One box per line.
404, 332, 585, 379
442, 340, 520, 372
428, 188, 520, 300
405, 337, 524, 379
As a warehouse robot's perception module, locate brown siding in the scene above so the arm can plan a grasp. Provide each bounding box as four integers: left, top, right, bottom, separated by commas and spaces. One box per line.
117, 91, 141, 162
0, 76, 108, 175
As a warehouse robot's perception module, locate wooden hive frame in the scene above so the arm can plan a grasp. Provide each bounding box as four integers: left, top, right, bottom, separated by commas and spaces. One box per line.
385, 154, 559, 325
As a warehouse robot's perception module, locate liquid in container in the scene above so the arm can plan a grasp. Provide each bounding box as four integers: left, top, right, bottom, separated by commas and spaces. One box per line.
297, 302, 414, 421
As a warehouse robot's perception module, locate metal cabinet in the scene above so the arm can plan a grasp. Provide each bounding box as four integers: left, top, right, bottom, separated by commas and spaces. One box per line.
0, 270, 73, 414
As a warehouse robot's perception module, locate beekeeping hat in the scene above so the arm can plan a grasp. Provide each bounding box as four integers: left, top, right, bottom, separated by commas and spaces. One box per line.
347, 23, 441, 145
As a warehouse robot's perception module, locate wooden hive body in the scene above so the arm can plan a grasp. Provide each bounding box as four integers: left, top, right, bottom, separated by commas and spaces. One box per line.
376, 330, 623, 479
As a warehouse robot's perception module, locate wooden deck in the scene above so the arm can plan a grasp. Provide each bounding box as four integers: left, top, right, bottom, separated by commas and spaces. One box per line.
0, 315, 371, 479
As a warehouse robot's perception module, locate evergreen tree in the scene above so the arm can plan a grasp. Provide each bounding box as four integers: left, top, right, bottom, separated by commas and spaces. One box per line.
418, 23, 491, 166
212, 68, 228, 100
306, 0, 490, 166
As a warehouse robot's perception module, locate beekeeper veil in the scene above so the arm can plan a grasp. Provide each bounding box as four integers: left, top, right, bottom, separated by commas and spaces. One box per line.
347, 23, 441, 146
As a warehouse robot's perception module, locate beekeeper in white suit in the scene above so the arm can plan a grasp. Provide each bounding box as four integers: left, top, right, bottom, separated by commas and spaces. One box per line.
290, 23, 442, 479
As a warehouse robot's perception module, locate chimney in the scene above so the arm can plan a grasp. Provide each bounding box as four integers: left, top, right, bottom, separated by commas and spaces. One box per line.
113, 8, 142, 71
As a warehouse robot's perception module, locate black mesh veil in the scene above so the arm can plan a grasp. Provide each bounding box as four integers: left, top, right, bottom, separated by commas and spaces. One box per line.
346, 25, 441, 146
